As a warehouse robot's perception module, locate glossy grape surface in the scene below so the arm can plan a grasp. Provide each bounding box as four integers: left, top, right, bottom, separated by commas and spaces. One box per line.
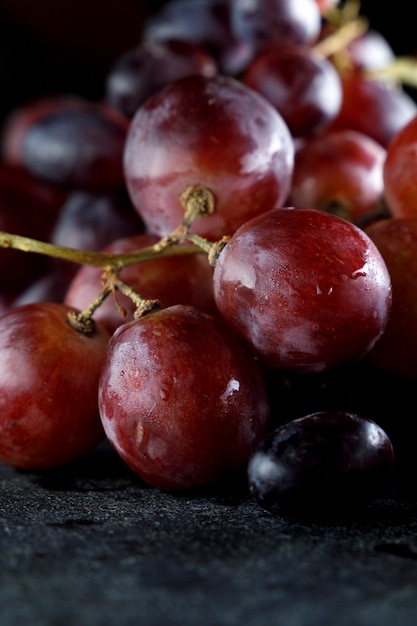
0, 0, 413, 518
98, 304, 270, 491
244, 43, 342, 138
248, 411, 395, 517
123, 74, 294, 240
213, 207, 392, 373
0, 302, 109, 470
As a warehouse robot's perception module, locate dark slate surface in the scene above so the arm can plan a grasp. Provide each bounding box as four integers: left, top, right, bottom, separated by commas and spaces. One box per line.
1, 439, 417, 626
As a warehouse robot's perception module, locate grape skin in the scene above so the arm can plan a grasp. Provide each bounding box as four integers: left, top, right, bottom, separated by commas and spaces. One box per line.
105, 39, 217, 119
243, 43, 343, 138
0, 302, 110, 470
327, 75, 417, 148
213, 207, 392, 374
21, 104, 130, 191
232, 0, 322, 57
383, 115, 417, 218
98, 304, 270, 492
364, 217, 417, 378
248, 411, 395, 517
123, 74, 294, 240
141, 0, 254, 75
289, 129, 387, 224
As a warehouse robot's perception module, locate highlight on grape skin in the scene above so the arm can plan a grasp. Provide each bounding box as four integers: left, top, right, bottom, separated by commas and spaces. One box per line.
1, 0, 416, 517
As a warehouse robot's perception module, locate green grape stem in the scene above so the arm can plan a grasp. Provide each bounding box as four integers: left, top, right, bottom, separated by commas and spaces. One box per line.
0, 184, 225, 331
314, 15, 369, 58
0, 185, 220, 270
0, 230, 202, 271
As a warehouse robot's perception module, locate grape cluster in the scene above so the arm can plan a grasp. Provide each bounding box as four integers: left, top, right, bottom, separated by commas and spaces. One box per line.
0, 0, 416, 519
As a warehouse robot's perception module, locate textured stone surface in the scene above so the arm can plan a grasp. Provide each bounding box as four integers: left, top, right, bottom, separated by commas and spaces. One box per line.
1, 440, 417, 626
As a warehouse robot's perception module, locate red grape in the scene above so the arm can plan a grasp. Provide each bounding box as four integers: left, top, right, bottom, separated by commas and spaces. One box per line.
364, 216, 417, 378
213, 207, 392, 373
0, 302, 110, 470
123, 74, 294, 241
383, 113, 417, 218
289, 129, 387, 225
0, 0, 412, 513
243, 43, 343, 138
326, 74, 417, 148
98, 304, 270, 491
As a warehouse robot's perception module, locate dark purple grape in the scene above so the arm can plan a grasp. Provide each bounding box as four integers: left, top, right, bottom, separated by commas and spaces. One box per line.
49, 189, 143, 252
21, 104, 129, 190
231, 0, 322, 57
141, 0, 254, 75
105, 39, 217, 118
248, 411, 395, 518
32, 189, 144, 298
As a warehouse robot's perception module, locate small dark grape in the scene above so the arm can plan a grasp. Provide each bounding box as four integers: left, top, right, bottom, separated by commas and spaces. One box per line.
141, 0, 253, 76
248, 411, 395, 518
21, 103, 129, 191
49, 189, 143, 252
231, 0, 321, 56
105, 39, 217, 119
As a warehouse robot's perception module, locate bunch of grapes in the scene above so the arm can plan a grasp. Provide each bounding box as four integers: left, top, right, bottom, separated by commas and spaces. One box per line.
1, 0, 417, 519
